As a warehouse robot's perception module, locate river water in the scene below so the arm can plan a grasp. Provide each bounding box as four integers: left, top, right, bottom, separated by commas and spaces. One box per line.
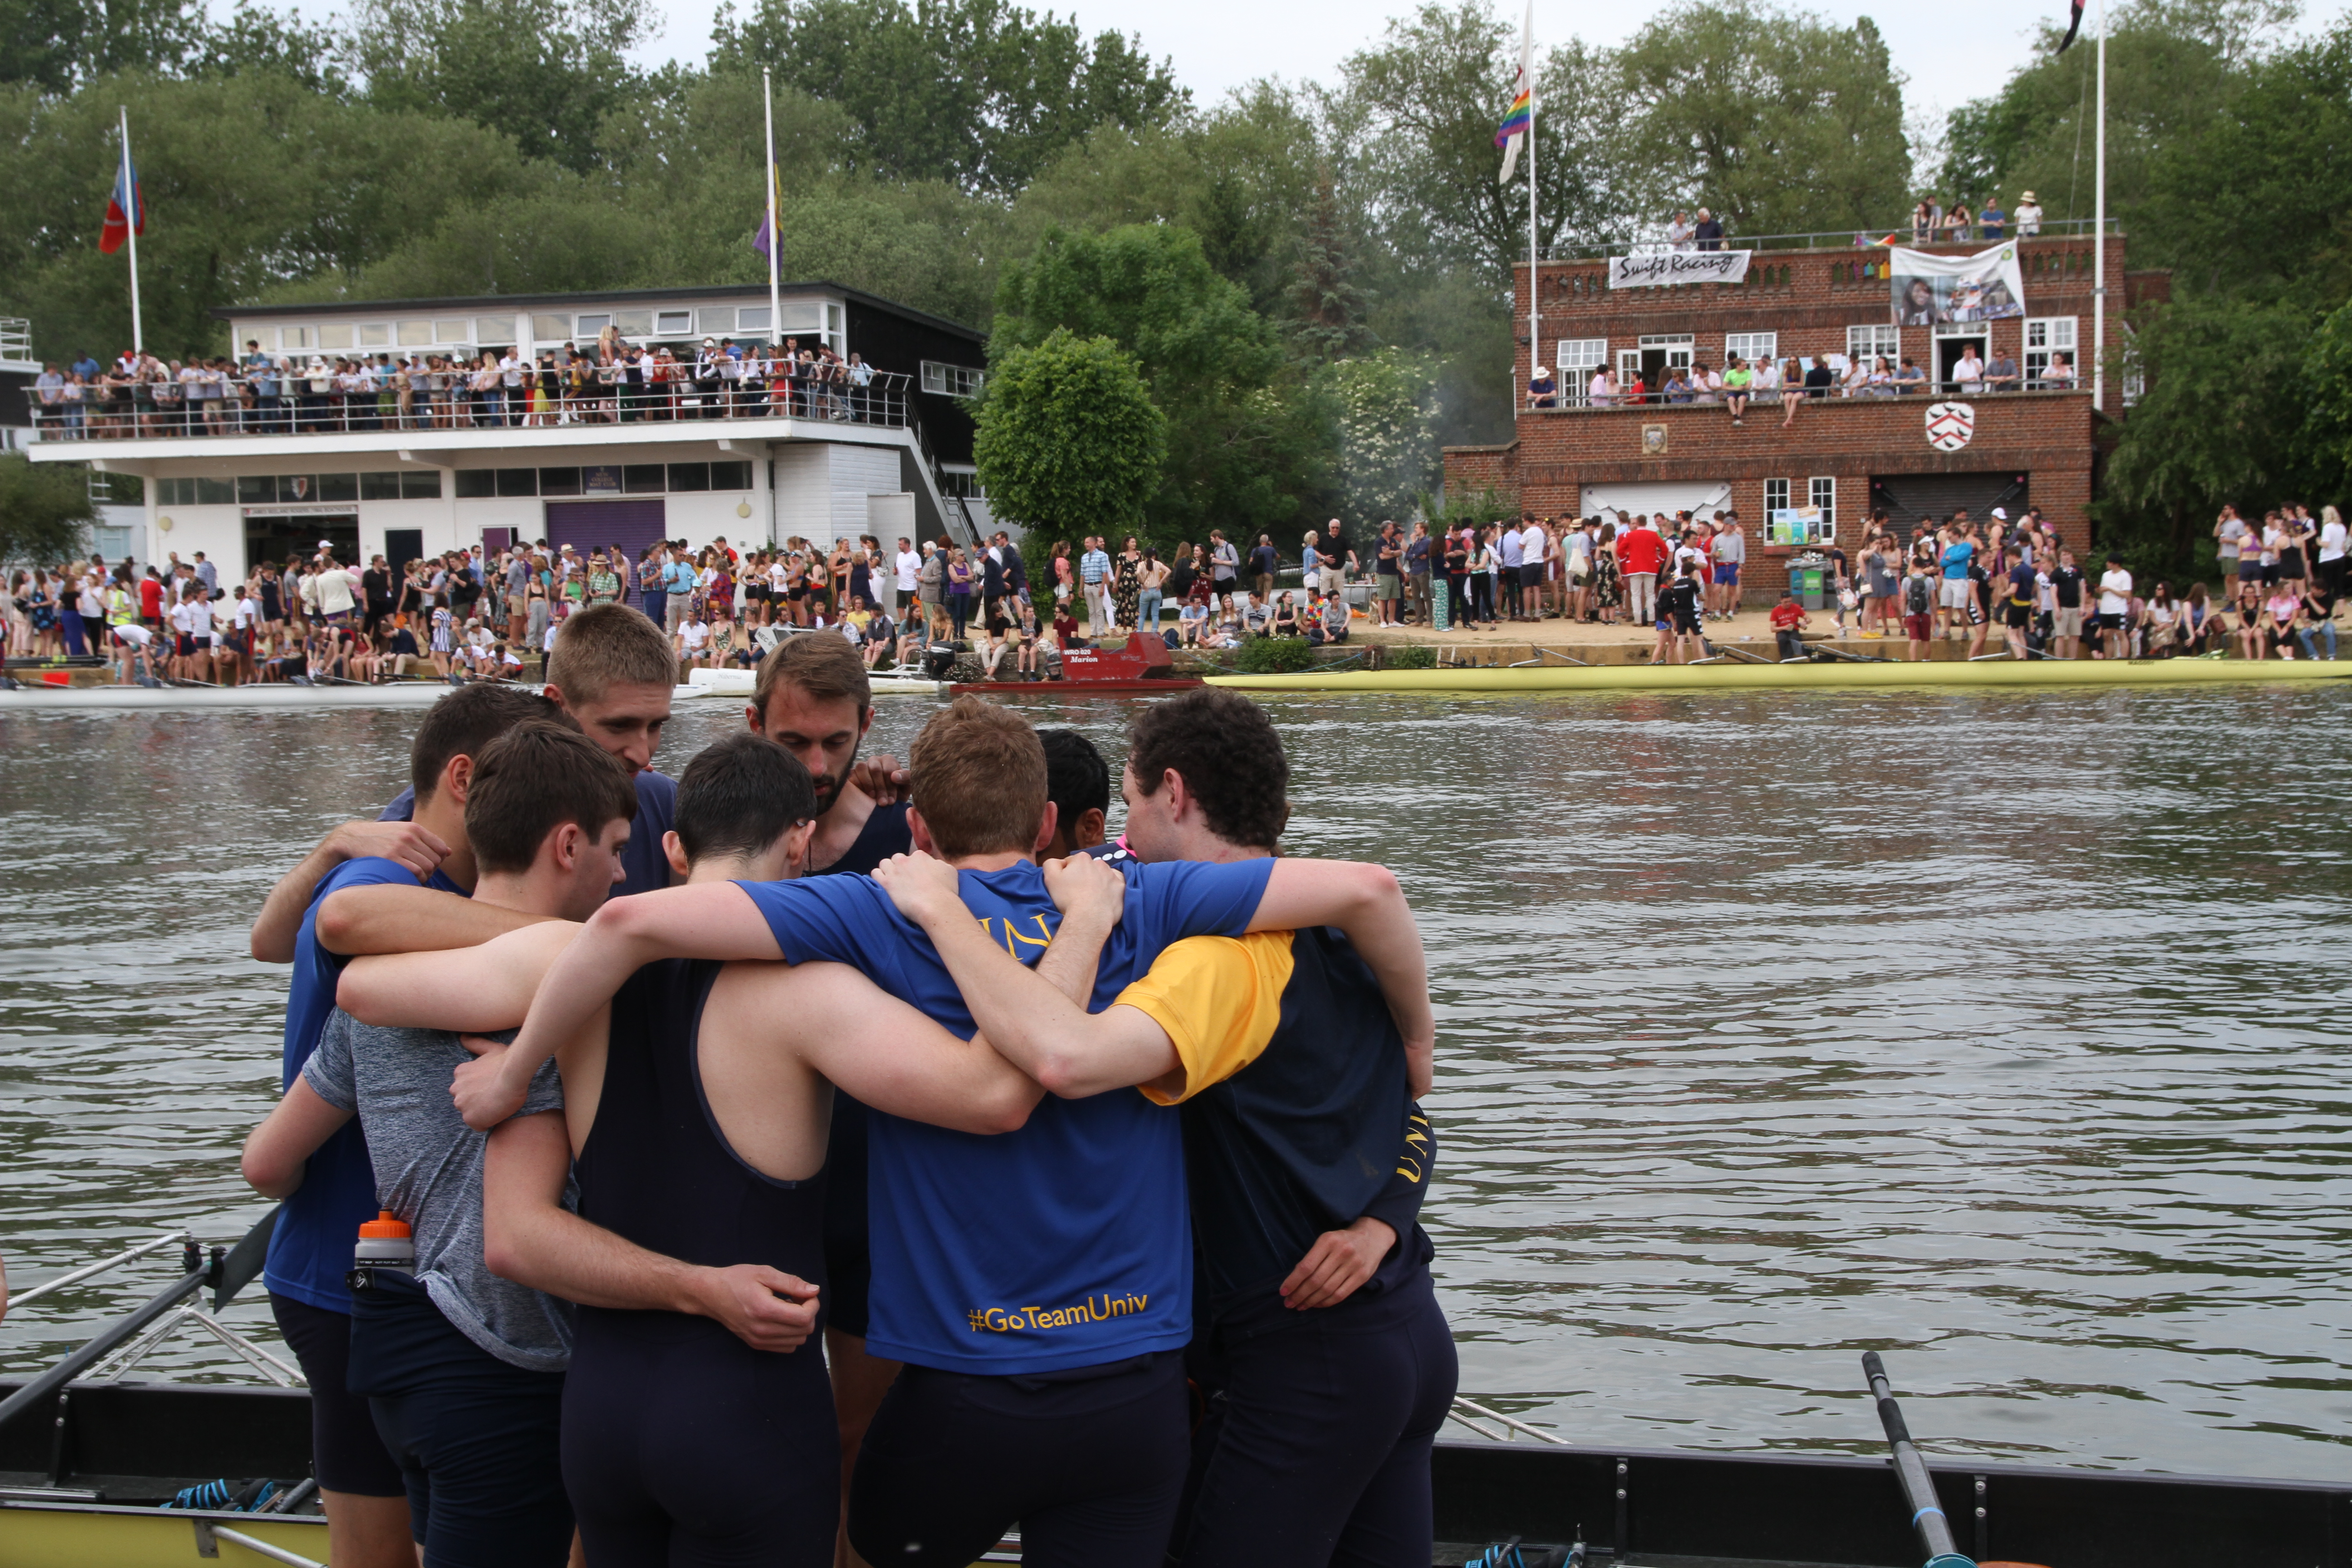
1, 686, 2346, 1482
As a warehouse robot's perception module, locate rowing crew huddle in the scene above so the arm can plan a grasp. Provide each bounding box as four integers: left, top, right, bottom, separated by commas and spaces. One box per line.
235, 601, 1451, 1568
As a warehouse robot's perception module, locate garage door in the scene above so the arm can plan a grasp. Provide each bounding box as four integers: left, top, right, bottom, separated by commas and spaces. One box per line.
1579, 480, 1733, 524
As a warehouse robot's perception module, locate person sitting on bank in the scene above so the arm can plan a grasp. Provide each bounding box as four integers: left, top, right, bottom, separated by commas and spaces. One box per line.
1770, 589, 1810, 661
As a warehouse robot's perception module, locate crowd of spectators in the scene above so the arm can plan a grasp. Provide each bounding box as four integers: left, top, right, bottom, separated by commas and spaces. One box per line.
1532, 344, 2074, 413
28, 335, 893, 439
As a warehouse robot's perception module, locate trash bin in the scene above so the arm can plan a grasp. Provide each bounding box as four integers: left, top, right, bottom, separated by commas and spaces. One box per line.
1787, 556, 1830, 610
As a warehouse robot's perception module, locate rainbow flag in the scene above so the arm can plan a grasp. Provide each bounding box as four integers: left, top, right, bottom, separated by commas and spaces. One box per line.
1494, 88, 1531, 149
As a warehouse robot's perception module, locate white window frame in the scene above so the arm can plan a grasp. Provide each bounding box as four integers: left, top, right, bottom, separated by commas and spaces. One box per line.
1809, 476, 1837, 534
655, 310, 694, 338
1725, 331, 1777, 368
279, 326, 315, 351
1847, 324, 1900, 366
1556, 339, 1606, 406
1764, 478, 1791, 517
921, 362, 986, 398
2025, 315, 2078, 388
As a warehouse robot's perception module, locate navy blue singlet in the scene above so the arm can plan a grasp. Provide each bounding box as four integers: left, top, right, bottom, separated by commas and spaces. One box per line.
562, 959, 839, 1568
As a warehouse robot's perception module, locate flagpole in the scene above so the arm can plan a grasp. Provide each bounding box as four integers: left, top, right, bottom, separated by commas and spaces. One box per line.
2090, 0, 2106, 411
120, 107, 143, 358
1527, 22, 1539, 407
762, 67, 781, 349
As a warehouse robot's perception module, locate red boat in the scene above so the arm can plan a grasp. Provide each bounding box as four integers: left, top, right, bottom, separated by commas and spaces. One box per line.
951, 634, 1202, 695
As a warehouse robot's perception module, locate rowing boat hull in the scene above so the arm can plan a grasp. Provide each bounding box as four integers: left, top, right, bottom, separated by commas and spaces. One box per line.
1206, 658, 2352, 695
3, 1380, 2340, 1568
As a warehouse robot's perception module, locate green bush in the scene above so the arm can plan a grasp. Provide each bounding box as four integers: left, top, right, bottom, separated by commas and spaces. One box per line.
1234, 636, 1315, 674
1384, 644, 1436, 669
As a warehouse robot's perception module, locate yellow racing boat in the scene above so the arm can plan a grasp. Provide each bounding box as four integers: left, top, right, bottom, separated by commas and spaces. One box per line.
1206, 656, 2352, 695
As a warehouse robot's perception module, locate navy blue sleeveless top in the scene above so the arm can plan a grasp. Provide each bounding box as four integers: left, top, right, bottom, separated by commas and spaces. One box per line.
575, 959, 827, 1331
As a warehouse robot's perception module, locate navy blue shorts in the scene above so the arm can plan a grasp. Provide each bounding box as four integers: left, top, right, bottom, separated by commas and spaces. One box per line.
1172, 1268, 1457, 1568
347, 1274, 572, 1568
269, 1292, 405, 1497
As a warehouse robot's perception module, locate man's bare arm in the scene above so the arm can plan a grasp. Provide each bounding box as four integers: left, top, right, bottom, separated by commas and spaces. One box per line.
482, 1111, 818, 1352
454, 882, 782, 1130
249, 820, 450, 962
315, 884, 551, 958
1246, 859, 1434, 1098
338, 921, 582, 1032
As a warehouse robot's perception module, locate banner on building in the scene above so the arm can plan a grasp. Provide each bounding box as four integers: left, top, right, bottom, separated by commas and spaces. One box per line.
1886, 242, 2026, 327
1608, 250, 1752, 288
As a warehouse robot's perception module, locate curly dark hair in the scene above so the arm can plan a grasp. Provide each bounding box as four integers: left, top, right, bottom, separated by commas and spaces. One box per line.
1126, 689, 1288, 849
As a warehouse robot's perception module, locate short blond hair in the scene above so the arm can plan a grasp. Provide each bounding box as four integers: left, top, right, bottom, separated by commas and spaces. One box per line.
547, 604, 677, 703
909, 696, 1045, 859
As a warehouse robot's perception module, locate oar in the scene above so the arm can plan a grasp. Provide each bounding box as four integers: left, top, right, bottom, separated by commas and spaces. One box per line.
1860, 1352, 1973, 1568
0, 1242, 211, 1436
213, 1206, 279, 1313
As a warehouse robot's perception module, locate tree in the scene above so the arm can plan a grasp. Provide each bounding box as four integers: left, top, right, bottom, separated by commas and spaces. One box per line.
0, 455, 94, 568
975, 328, 1165, 550
990, 223, 1328, 543
2302, 297, 2352, 504
1287, 168, 1373, 361
1613, 1, 1911, 239
712, 0, 1185, 197
0, 0, 203, 91
1321, 349, 1440, 530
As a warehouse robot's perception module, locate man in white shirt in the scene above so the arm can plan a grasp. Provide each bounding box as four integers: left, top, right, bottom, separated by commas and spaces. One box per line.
1709, 514, 1747, 621
1955, 345, 1986, 394
1588, 369, 1616, 409
498, 351, 525, 426
893, 538, 922, 614
2097, 555, 2133, 661
1518, 517, 1548, 620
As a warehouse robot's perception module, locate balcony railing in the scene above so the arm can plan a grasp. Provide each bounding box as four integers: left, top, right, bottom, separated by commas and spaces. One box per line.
1531, 376, 2082, 412
1537, 217, 2114, 264
24, 368, 915, 443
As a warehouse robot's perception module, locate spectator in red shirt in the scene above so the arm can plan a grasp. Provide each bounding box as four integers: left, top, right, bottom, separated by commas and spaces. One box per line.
1617, 517, 1667, 625
137, 567, 165, 630
1769, 590, 1809, 661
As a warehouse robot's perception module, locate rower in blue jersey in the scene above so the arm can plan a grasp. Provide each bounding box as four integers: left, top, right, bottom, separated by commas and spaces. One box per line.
452, 696, 1434, 1568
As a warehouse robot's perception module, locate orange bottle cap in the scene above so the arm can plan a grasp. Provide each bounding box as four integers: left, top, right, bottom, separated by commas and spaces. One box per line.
358, 1210, 412, 1239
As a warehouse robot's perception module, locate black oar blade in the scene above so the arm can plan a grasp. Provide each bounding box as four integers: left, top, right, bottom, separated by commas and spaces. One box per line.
213, 1208, 280, 1313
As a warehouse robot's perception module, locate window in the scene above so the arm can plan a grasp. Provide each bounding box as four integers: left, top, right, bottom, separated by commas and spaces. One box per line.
274, 475, 315, 504
697, 307, 735, 336
1764, 478, 1791, 517
1725, 332, 1777, 367
318, 473, 359, 503
575, 314, 612, 338
1809, 476, 1836, 533
237, 476, 273, 504
2121, 323, 2141, 407
538, 467, 583, 497
530, 314, 571, 346
2025, 315, 2077, 387
623, 464, 665, 494
495, 469, 538, 498
777, 305, 824, 334
1847, 324, 1899, 365
436, 320, 470, 345
656, 311, 693, 338
397, 322, 433, 347
940, 470, 986, 499
710, 460, 752, 490
279, 326, 314, 351
667, 462, 711, 492
318, 324, 352, 350
358, 324, 390, 348
921, 362, 986, 397
476, 317, 518, 349
402, 471, 441, 500
359, 471, 403, 500
455, 470, 495, 499
1556, 338, 1607, 371
737, 307, 771, 335
615, 310, 654, 338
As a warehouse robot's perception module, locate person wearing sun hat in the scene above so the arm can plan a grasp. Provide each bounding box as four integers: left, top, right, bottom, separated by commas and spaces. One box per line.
2014, 191, 2042, 237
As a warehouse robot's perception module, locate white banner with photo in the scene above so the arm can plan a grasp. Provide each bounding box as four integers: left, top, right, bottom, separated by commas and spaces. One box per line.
1886, 242, 2027, 327
1608, 250, 1752, 288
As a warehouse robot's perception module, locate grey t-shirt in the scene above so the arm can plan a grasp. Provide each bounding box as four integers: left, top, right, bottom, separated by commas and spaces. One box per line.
304, 1011, 573, 1371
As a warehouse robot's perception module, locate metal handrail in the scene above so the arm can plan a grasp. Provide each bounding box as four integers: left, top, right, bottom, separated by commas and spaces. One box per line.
23, 368, 916, 443
6, 1230, 187, 1310
1542, 216, 2114, 264
1531, 380, 2084, 412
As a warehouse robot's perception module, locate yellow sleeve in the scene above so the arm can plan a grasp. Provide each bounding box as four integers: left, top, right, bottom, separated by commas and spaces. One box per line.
1117, 931, 1295, 1106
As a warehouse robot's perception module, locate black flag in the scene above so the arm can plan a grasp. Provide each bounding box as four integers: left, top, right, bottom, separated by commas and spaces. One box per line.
2056, 0, 2086, 50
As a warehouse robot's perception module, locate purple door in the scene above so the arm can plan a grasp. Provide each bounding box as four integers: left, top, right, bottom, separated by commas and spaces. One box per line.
545, 500, 667, 609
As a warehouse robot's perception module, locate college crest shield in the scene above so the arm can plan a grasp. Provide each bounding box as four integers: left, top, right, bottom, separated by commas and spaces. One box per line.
1925, 401, 1975, 452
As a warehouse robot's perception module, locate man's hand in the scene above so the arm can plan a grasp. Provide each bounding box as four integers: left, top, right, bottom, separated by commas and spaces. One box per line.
690, 1264, 821, 1352
330, 819, 450, 882
847, 753, 909, 805
452, 1039, 528, 1130
871, 850, 965, 930
1279, 1216, 1397, 1311
1040, 853, 1127, 931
